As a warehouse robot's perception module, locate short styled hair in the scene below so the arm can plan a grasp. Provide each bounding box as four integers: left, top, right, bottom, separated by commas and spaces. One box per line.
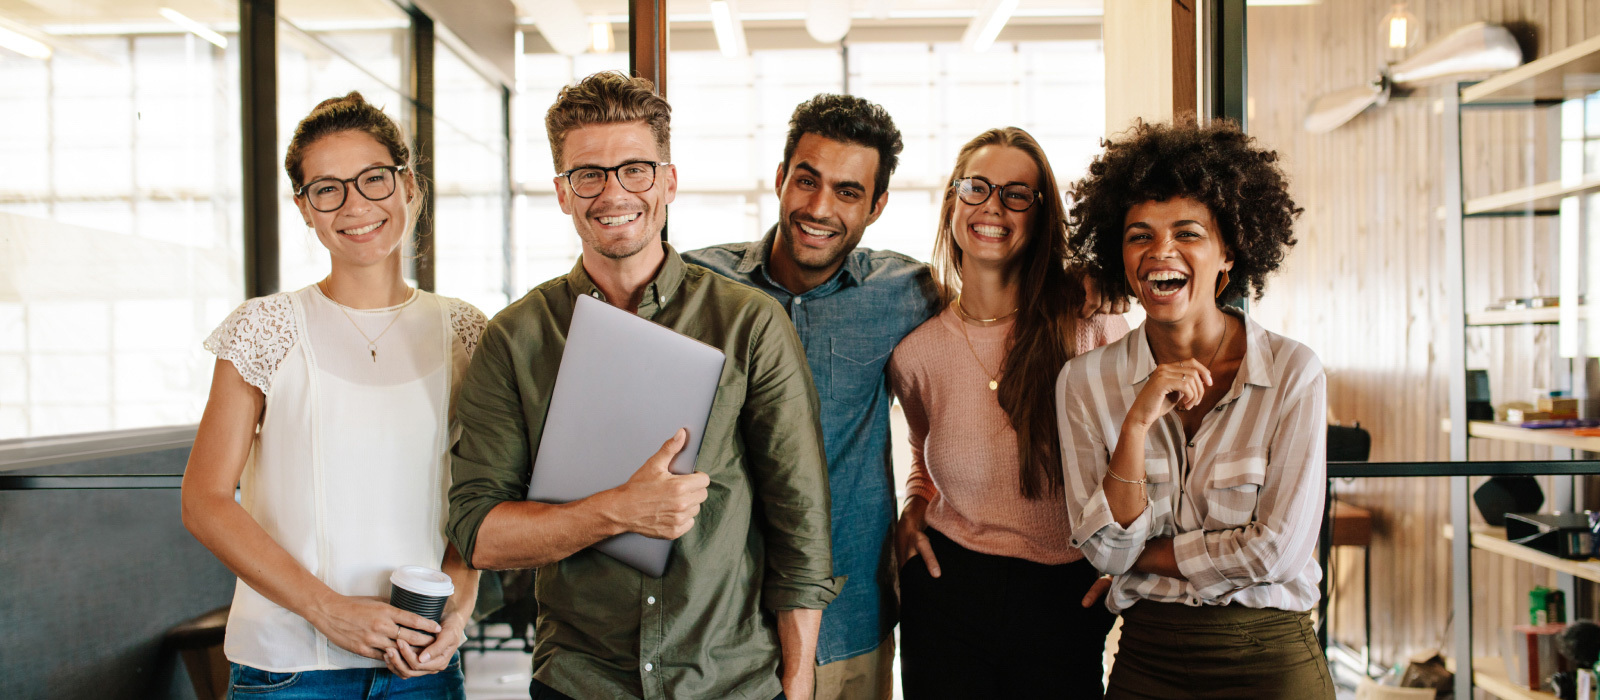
1066, 119, 1302, 304
782, 94, 903, 206
545, 71, 672, 172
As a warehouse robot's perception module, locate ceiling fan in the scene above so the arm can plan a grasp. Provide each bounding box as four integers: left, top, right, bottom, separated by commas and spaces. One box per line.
1303, 22, 1524, 133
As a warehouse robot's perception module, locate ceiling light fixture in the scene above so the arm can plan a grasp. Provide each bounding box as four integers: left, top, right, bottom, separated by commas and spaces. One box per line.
1380, 2, 1419, 62
590, 18, 613, 53
159, 8, 228, 49
0, 22, 50, 59
805, 0, 851, 44
963, 0, 1019, 53
709, 0, 746, 58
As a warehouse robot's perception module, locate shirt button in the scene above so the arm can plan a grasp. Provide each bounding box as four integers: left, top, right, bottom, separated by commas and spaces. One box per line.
590, 291, 602, 299
794, 298, 802, 305
647, 596, 656, 605
644, 663, 654, 672
1187, 441, 1195, 447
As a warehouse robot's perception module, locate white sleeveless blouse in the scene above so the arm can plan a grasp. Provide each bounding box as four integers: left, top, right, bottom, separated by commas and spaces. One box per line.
203, 285, 486, 672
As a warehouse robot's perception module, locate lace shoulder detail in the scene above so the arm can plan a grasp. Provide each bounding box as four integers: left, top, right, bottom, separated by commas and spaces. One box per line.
202, 293, 298, 393
446, 297, 488, 360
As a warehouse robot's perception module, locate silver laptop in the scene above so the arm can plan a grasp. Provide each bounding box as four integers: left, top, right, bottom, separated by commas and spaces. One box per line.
525, 293, 727, 577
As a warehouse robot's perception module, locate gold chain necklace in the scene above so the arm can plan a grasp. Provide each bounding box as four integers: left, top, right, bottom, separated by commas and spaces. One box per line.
952, 296, 1012, 391
953, 294, 1018, 324
1178, 318, 1230, 411
321, 281, 409, 362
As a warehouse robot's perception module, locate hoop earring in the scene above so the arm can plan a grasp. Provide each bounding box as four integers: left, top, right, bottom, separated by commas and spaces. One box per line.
1216, 270, 1231, 299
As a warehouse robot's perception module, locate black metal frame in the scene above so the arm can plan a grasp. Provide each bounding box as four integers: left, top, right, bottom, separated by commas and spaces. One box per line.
1208, 0, 1247, 128
0, 474, 184, 490
1320, 459, 1600, 697
240, 0, 279, 298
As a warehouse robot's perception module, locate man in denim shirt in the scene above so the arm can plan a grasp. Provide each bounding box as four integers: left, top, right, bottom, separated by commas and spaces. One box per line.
684, 94, 933, 700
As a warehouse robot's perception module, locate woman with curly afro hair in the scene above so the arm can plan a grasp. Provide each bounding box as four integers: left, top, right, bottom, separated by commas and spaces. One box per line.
1055, 120, 1332, 699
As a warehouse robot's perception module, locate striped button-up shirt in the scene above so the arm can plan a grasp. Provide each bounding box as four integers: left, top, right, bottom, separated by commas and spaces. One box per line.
1056, 308, 1326, 613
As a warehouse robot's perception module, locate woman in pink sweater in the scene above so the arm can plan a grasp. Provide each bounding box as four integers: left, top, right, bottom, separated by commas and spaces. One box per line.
888, 127, 1127, 698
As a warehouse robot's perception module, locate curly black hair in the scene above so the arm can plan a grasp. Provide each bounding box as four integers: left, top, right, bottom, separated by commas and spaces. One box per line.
1066, 119, 1301, 304
783, 94, 903, 209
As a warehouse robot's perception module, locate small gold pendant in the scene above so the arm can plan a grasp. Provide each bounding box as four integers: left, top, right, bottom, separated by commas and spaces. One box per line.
988, 380, 998, 390
369, 343, 378, 362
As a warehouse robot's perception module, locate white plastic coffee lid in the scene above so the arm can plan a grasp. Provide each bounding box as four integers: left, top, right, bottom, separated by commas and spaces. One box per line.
390, 565, 455, 597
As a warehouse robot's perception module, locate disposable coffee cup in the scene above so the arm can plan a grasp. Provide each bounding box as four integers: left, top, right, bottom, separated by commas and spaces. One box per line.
389, 565, 454, 624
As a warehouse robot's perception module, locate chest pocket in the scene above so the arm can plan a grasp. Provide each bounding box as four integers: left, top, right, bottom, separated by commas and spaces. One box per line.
1201, 447, 1267, 530
828, 337, 894, 405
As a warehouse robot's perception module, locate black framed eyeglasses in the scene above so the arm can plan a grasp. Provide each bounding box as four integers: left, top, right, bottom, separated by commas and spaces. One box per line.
558, 161, 670, 199
953, 176, 1040, 212
296, 165, 407, 213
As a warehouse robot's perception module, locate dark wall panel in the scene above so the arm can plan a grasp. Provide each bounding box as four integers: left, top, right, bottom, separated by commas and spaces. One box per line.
1, 448, 234, 700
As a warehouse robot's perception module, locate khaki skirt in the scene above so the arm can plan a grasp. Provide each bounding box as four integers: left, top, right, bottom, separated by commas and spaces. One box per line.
1106, 601, 1335, 700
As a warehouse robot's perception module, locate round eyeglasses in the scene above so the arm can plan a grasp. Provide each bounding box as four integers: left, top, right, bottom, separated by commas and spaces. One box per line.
559, 161, 670, 199
296, 165, 407, 213
953, 176, 1040, 212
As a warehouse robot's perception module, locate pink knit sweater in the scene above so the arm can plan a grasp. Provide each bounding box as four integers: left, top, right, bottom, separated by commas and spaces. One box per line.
887, 307, 1129, 564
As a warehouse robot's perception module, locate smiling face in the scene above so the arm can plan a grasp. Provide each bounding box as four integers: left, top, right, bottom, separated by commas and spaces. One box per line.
554, 121, 677, 261
773, 133, 886, 277
948, 145, 1038, 271
1121, 196, 1234, 322
295, 130, 414, 270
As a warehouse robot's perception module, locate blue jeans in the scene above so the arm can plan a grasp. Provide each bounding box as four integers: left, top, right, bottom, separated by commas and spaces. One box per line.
228, 656, 465, 699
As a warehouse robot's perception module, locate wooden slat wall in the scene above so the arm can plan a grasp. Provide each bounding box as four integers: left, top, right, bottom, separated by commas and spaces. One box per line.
1245, 0, 1593, 667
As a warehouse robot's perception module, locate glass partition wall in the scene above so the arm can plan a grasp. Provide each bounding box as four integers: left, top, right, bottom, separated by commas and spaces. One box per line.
0, 2, 244, 439
0, 0, 513, 441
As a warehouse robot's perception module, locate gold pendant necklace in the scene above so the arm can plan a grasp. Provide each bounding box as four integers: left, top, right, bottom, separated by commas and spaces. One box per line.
322, 281, 408, 362
953, 297, 1006, 391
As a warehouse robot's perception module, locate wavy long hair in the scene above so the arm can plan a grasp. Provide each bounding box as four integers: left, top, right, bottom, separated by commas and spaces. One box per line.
932, 127, 1083, 500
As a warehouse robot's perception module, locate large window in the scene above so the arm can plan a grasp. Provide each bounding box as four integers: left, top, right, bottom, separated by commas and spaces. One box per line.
512, 36, 1105, 287
666, 40, 1106, 263
433, 38, 511, 315
276, 4, 413, 293
0, 8, 243, 439
512, 49, 630, 291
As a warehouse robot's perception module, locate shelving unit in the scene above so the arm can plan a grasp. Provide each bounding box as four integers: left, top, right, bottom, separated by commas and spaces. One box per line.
1438, 29, 1600, 700
1462, 33, 1600, 104
1466, 307, 1577, 326
1469, 421, 1600, 452
1466, 174, 1600, 215
1473, 656, 1560, 700
1444, 523, 1600, 584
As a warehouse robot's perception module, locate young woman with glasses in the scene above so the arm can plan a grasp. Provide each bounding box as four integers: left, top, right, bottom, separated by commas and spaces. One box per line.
887, 127, 1127, 697
181, 92, 483, 698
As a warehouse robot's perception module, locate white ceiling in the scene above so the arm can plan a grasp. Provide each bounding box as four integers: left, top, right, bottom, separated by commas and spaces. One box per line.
555, 0, 1103, 22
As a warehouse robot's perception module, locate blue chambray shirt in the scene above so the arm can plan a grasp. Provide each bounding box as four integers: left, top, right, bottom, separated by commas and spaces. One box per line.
684, 226, 940, 665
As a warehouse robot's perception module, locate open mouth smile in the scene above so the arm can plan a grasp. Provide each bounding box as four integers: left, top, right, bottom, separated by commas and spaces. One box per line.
1145, 270, 1190, 298
971, 223, 1010, 241
597, 212, 641, 227
338, 220, 386, 237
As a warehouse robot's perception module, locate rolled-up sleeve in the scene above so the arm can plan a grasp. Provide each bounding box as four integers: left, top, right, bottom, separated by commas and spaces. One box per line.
1057, 359, 1152, 576
447, 321, 533, 568
741, 309, 845, 611
1174, 365, 1327, 599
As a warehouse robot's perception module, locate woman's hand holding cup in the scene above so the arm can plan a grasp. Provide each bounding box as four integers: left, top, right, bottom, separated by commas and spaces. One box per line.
307, 593, 442, 661
385, 609, 468, 678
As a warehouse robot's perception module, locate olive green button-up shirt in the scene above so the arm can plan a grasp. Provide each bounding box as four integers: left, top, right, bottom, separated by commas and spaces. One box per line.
447, 244, 842, 700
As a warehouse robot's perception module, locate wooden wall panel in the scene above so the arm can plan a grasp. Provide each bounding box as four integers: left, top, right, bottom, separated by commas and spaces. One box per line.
1245, 0, 1591, 667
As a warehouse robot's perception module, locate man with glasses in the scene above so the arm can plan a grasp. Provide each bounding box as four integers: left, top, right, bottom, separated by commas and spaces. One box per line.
446, 71, 840, 700
683, 95, 1123, 700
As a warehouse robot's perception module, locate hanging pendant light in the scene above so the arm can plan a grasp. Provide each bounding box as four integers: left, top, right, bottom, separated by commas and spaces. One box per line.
806, 0, 852, 44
